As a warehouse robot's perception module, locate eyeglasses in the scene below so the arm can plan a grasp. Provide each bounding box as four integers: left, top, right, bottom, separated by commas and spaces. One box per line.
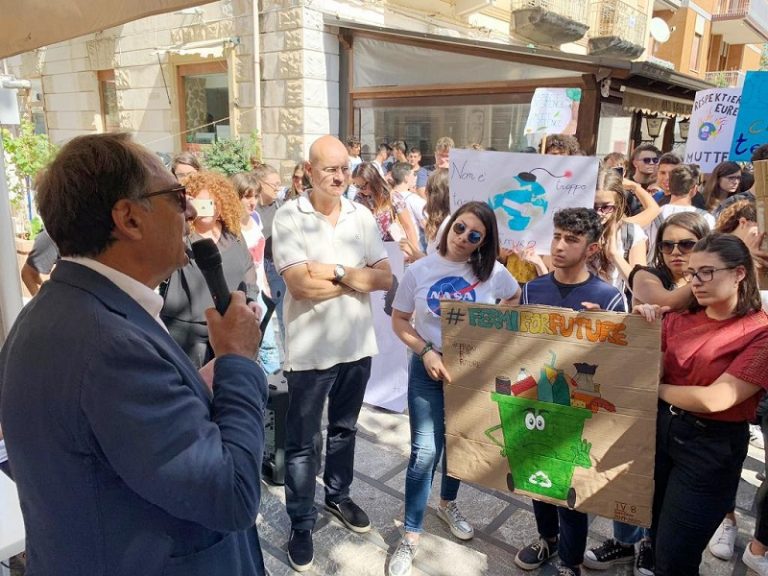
452, 221, 484, 244
594, 203, 617, 214
659, 239, 697, 255
261, 180, 282, 191
682, 267, 735, 283
140, 185, 187, 212
640, 157, 660, 165
354, 181, 370, 191
319, 166, 351, 176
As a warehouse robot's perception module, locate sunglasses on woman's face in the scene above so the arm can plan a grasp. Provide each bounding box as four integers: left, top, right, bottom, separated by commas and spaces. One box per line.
452, 221, 483, 244
659, 239, 697, 254
594, 203, 616, 214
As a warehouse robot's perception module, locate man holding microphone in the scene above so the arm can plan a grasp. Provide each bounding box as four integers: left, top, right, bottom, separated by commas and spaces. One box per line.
0, 133, 268, 575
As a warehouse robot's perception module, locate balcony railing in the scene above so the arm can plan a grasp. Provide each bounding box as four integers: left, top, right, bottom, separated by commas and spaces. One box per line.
509, 0, 590, 45
703, 70, 747, 87
587, 0, 647, 58
712, 0, 768, 43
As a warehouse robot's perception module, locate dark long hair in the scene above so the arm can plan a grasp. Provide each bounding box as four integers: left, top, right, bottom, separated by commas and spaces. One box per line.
424, 168, 450, 241
592, 169, 628, 280
687, 233, 761, 316
702, 161, 741, 211
652, 212, 711, 280
437, 201, 499, 282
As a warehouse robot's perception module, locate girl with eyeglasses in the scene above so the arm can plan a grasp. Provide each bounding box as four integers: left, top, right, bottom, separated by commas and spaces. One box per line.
703, 161, 742, 213
590, 170, 658, 295
634, 233, 768, 576
585, 211, 711, 574
389, 202, 521, 576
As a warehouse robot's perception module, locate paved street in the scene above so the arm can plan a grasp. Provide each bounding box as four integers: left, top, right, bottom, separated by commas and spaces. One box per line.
257, 404, 765, 576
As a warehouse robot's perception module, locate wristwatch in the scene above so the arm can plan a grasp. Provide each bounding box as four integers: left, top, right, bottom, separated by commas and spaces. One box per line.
333, 264, 346, 284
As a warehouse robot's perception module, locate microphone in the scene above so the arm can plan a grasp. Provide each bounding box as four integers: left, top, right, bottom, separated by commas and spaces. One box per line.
191, 238, 231, 315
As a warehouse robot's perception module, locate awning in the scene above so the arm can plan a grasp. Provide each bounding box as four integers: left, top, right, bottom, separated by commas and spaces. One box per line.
621, 87, 694, 117
0, 0, 211, 59
155, 37, 239, 59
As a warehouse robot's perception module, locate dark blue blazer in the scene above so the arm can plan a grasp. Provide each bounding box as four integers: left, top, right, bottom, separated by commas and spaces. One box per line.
0, 261, 267, 576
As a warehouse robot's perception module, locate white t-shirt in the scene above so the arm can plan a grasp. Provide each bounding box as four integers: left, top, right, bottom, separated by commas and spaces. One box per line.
393, 253, 520, 351
272, 195, 388, 371
608, 222, 647, 291
399, 191, 426, 232
427, 216, 451, 255
645, 204, 716, 257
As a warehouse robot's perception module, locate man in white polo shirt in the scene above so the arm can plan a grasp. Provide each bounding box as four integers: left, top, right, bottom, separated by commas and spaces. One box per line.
272, 135, 393, 572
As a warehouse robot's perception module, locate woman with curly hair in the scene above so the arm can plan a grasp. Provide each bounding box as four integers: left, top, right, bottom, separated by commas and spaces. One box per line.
160, 171, 259, 368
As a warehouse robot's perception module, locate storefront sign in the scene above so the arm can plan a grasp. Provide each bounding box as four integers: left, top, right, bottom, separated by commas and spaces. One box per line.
450, 148, 599, 254
524, 88, 582, 136
684, 87, 741, 173
729, 71, 768, 162
442, 302, 661, 527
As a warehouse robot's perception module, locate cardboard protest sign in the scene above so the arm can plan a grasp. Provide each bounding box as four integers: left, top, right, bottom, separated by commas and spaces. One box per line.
684, 87, 741, 172
728, 71, 768, 162
365, 242, 409, 412
449, 149, 599, 254
524, 88, 582, 137
442, 302, 661, 527
754, 160, 768, 290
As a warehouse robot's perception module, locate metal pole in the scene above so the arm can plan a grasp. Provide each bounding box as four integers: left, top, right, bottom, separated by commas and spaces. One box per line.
0, 146, 23, 343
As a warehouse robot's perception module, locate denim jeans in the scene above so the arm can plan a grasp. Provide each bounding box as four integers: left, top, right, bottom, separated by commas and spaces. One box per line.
613, 521, 648, 545
284, 357, 371, 531
264, 258, 285, 341
404, 355, 461, 533
532, 500, 588, 567
257, 292, 280, 375
652, 402, 748, 576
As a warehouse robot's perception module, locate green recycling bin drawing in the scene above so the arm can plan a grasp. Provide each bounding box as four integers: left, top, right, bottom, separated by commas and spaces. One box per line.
485, 393, 593, 507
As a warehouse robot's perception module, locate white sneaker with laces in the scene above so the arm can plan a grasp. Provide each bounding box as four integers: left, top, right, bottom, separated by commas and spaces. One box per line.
436, 501, 474, 541
750, 424, 765, 450
709, 518, 737, 560
743, 543, 768, 576
388, 538, 418, 576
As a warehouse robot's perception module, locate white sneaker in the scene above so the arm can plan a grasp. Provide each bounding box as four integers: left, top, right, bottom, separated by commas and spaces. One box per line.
709, 518, 737, 560
750, 424, 765, 450
388, 538, 418, 576
743, 543, 768, 576
436, 501, 474, 541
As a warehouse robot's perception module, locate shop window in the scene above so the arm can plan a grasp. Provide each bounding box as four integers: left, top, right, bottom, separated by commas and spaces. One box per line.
177, 62, 230, 149
355, 97, 532, 164
98, 70, 119, 132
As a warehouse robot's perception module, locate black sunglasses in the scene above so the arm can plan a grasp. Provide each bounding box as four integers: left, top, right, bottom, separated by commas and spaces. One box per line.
659, 239, 697, 255
641, 157, 660, 165
140, 185, 187, 212
452, 221, 483, 244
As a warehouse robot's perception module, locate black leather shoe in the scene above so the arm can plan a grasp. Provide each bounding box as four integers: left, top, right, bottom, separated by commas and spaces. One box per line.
287, 529, 313, 572
324, 498, 371, 533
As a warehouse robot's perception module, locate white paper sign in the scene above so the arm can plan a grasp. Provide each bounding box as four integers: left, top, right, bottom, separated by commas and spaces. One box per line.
524, 88, 582, 136
450, 149, 599, 254
365, 242, 409, 413
684, 87, 741, 173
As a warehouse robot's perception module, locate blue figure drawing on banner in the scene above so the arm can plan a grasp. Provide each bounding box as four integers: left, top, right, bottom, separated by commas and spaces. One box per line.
490, 167, 573, 232
450, 149, 599, 253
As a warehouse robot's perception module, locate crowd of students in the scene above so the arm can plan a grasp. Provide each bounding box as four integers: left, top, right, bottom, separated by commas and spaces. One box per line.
9, 132, 768, 576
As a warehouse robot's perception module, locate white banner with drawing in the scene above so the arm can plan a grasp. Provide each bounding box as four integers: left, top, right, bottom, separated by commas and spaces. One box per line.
449, 149, 599, 254
364, 242, 409, 413
684, 87, 741, 173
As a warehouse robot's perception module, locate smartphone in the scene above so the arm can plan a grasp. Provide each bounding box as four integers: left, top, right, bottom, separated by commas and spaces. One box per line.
191, 198, 215, 218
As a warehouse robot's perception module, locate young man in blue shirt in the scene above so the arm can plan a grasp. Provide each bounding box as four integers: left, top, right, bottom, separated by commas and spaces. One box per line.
516, 207, 626, 576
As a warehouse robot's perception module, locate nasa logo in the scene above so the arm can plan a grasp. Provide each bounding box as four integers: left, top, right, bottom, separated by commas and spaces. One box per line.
426, 276, 480, 316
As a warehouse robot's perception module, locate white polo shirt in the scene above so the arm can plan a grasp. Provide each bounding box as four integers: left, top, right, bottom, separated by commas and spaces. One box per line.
272, 194, 388, 371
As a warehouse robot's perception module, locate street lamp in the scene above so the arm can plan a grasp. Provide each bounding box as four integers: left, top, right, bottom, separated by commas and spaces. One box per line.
678, 118, 690, 140
645, 115, 664, 139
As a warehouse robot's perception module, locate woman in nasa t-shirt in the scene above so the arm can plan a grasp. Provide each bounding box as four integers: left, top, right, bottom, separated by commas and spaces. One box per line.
389, 202, 520, 576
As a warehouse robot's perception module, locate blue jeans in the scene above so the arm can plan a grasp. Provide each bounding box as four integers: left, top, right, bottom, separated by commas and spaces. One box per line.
257, 292, 280, 375
284, 357, 371, 531
404, 355, 461, 533
264, 258, 285, 341
613, 521, 648, 545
